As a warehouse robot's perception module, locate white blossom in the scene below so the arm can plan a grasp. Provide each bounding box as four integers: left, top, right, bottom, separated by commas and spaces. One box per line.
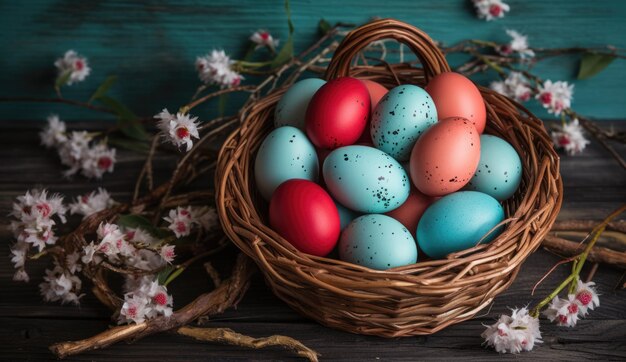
54, 50, 91, 85
497, 30, 534, 58
125, 227, 158, 246
80, 143, 116, 179
472, 0, 510, 21
40, 115, 67, 148
39, 266, 83, 305
551, 119, 589, 155
250, 30, 279, 50
70, 188, 115, 218
574, 280, 600, 316
10, 242, 29, 269
536, 80, 574, 115
119, 294, 152, 324
195, 49, 243, 88
81, 241, 99, 264
192, 206, 218, 231
155, 109, 200, 152
145, 281, 173, 317
544, 295, 580, 327
66, 251, 82, 274
13, 269, 30, 282
163, 206, 194, 238
125, 249, 164, 271
490, 72, 532, 102
159, 244, 176, 264
482, 307, 541, 353
10, 189, 66, 252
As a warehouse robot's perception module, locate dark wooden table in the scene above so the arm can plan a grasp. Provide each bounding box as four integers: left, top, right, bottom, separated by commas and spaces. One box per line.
1, 121, 625, 361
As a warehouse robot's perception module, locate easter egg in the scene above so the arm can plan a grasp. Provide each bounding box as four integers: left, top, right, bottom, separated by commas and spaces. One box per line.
333, 199, 360, 230
274, 78, 326, 130
465, 135, 523, 201
385, 187, 437, 235
371, 85, 437, 161
357, 79, 388, 143
417, 191, 504, 259
426, 72, 487, 133
269, 179, 340, 256
254, 126, 318, 200
323, 145, 410, 213
339, 214, 417, 270
306, 77, 370, 149
410, 117, 480, 196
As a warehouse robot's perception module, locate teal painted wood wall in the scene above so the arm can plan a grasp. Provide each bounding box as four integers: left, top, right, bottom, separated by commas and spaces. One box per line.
1, 0, 625, 122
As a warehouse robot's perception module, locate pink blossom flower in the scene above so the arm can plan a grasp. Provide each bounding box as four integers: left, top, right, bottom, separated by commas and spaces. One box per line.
10, 189, 67, 252
544, 295, 580, 327
70, 188, 115, 218
39, 266, 84, 305
551, 119, 589, 155
155, 109, 200, 152
490, 72, 532, 103
191, 206, 218, 231
54, 50, 91, 85
145, 281, 173, 317
119, 278, 173, 324
163, 206, 194, 238
574, 280, 600, 315
250, 30, 280, 50
472, 0, 510, 21
195, 49, 243, 88
13, 269, 30, 282
482, 307, 541, 353
498, 30, 534, 58
536, 80, 574, 115
120, 294, 151, 324
159, 244, 176, 264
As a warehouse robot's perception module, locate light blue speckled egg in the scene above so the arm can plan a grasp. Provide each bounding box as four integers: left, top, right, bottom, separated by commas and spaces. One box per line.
333, 199, 360, 230
323, 145, 410, 213
370, 85, 437, 161
254, 126, 318, 200
274, 78, 326, 130
339, 214, 417, 270
417, 191, 504, 259
464, 135, 522, 201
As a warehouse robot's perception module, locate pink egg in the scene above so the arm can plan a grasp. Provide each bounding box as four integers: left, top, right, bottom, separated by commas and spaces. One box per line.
409, 117, 481, 196
426, 72, 487, 133
306, 77, 370, 149
385, 187, 437, 234
357, 79, 388, 143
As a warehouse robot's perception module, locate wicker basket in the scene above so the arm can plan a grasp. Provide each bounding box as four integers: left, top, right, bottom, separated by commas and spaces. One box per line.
216, 19, 562, 337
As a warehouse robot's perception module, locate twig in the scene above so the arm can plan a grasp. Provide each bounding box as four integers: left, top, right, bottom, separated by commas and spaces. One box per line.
542, 234, 626, 269
177, 326, 320, 362
50, 254, 255, 359
204, 262, 221, 287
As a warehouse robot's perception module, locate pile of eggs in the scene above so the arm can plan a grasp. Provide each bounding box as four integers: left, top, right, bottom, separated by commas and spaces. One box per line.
255, 72, 522, 270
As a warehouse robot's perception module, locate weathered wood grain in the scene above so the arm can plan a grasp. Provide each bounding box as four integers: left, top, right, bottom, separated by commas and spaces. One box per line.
0, 121, 624, 360
0, 0, 625, 121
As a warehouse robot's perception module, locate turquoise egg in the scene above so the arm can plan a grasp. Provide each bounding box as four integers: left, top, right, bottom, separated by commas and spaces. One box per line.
323, 145, 410, 213
465, 134, 522, 201
417, 191, 504, 259
370, 85, 437, 161
339, 214, 417, 270
254, 126, 318, 200
274, 78, 326, 130
333, 199, 360, 230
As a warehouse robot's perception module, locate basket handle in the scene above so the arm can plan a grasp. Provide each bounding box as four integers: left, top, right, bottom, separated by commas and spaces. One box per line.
325, 19, 451, 82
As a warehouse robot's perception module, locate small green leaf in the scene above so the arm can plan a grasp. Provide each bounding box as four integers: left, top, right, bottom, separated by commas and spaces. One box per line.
577, 53, 616, 80
157, 265, 176, 284
107, 136, 150, 154
318, 19, 331, 35
55, 71, 71, 89
89, 75, 118, 103
269, 0, 295, 68
98, 96, 149, 141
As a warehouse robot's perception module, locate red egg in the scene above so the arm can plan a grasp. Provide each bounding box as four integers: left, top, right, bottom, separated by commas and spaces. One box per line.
306, 77, 370, 149
425, 72, 487, 133
357, 79, 388, 143
269, 179, 340, 256
385, 188, 437, 234
410, 117, 481, 196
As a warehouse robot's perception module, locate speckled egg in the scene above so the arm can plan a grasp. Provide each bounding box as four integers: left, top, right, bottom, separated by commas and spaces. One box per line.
274, 78, 326, 130
333, 199, 360, 230
417, 191, 504, 259
464, 135, 522, 201
339, 214, 417, 270
254, 126, 318, 200
323, 145, 410, 213
371, 85, 437, 161
410, 117, 481, 196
